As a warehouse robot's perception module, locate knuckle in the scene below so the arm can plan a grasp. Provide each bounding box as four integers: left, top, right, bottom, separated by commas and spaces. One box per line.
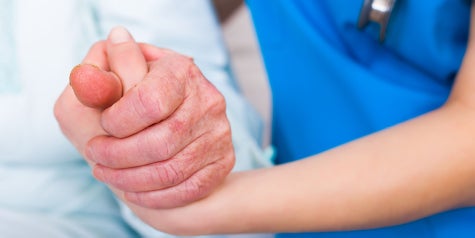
153, 162, 186, 187
169, 116, 187, 135
126, 192, 159, 209
134, 85, 163, 121
185, 60, 202, 80
181, 175, 212, 204
205, 87, 227, 115
87, 137, 116, 166
180, 161, 228, 204
94, 166, 121, 185
212, 117, 232, 141
213, 92, 227, 113
105, 168, 149, 192
141, 129, 172, 162
221, 154, 236, 175
163, 54, 195, 80
104, 162, 187, 192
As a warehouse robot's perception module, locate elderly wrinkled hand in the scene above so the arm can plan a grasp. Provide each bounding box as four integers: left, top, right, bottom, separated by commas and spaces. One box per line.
55, 27, 235, 209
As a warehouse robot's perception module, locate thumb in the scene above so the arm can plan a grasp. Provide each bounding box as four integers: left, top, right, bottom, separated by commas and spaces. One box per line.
106, 26, 148, 92
69, 41, 123, 110
69, 27, 148, 110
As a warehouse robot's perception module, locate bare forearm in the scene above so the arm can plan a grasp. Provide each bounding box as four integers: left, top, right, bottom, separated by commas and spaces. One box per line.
127, 102, 475, 235
267, 107, 475, 231
223, 105, 475, 233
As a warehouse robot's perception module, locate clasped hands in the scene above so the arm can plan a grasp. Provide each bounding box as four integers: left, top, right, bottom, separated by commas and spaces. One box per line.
55, 27, 235, 209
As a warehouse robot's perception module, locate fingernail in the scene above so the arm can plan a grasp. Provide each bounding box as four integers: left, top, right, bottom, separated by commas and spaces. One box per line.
108, 26, 133, 44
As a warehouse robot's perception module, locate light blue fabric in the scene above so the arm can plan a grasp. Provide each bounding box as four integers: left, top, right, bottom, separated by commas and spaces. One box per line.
0, 0, 132, 236
0, 163, 135, 237
246, 0, 473, 237
0, 0, 19, 93
1, 0, 272, 237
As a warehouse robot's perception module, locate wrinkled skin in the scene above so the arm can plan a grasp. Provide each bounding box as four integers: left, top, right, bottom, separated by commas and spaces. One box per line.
54, 28, 235, 209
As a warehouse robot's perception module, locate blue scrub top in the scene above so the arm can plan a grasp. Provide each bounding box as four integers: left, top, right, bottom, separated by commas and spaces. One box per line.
246, 0, 474, 237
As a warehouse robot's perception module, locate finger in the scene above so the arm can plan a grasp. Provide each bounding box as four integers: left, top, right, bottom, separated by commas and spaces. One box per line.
138, 43, 179, 62
81, 40, 109, 70
101, 54, 194, 138
86, 116, 197, 169
69, 40, 170, 110
54, 85, 107, 154
90, 122, 234, 192
85, 84, 225, 168
107, 26, 148, 92
92, 145, 206, 192
70, 64, 122, 109
69, 41, 123, 109
122, 159, 234, 209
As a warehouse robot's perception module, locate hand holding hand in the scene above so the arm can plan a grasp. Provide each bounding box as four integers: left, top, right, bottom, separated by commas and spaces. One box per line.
55, 27, 235, 209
